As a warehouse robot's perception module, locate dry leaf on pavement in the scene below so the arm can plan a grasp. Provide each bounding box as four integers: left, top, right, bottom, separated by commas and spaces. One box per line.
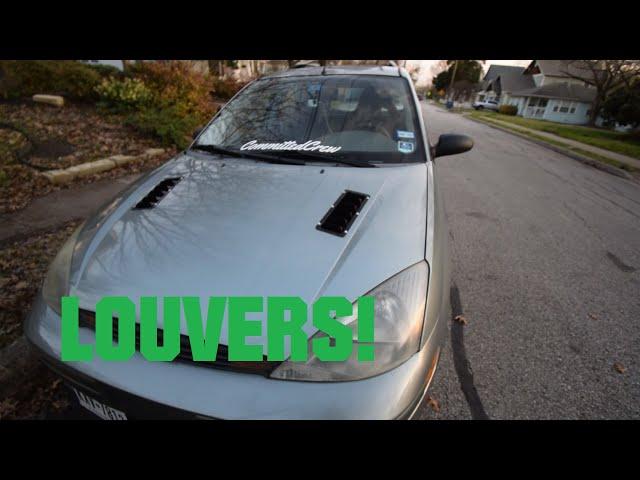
426, 396, 440, 413
454, 314, 468, 325
613, 362, 626, 374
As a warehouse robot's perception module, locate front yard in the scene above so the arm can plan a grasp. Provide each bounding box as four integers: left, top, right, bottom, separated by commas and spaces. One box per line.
468, 110, 640, 160
0, 101, 177, 214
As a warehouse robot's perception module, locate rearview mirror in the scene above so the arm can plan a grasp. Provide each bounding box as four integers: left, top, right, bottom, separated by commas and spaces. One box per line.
192, 127, 203, 140
434, 134, 473, 158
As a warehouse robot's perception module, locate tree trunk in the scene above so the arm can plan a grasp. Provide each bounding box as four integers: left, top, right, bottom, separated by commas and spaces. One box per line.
208, 60, 222, 77
588, 95, 603, 126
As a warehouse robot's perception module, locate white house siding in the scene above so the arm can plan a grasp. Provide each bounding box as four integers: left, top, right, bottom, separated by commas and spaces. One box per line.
533, 73, 544, 86
510, 97, 527, 115
506, 96, 591, 125
543, 99, 591, 125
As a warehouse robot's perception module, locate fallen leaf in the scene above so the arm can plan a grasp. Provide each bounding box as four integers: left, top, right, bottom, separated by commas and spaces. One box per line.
613, 362, 626, 374
426, 396, 440, 413
454, 314, 468, 325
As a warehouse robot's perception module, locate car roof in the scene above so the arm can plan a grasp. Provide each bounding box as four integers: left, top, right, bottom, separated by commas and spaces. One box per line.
263, 65, 402, 79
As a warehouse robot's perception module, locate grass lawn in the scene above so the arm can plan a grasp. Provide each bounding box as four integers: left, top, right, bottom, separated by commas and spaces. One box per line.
468, 113, 637, 173
468, 111, 640, 160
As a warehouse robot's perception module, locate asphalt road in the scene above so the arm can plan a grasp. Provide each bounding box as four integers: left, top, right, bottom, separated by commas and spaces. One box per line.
413, 103, 640, 419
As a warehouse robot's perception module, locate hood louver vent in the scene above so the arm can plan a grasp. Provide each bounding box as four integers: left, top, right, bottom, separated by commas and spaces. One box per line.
316, 190, 369, 237
133, 177, 182, 210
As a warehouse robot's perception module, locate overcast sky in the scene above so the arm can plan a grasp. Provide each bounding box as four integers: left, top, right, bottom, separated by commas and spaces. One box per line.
406, 60, 531, 86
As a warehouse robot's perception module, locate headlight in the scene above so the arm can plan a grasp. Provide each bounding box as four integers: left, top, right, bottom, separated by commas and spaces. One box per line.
270, 261, 429, 382
42, 224, 84, 314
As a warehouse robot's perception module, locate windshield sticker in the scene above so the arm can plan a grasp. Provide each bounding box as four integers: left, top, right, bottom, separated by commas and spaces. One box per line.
396, 130, 415, 140
241, 140, 342, 154
398, 141, 415, 154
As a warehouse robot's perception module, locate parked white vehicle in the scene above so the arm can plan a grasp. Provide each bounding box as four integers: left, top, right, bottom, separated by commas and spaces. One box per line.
472, 99, 499, 111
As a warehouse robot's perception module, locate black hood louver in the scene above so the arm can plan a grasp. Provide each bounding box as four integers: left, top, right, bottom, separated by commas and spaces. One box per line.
133, 177, 182, 210
316, 190, 369, 237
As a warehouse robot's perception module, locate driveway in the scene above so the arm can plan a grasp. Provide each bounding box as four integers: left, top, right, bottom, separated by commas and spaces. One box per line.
414, 102, 640, 419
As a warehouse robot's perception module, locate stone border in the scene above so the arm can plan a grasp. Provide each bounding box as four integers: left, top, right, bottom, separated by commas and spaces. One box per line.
41, 148, 165, 185
465, 116, 635, 181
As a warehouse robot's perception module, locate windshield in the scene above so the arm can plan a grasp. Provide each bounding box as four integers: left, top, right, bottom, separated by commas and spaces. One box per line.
195, 75, 425, 164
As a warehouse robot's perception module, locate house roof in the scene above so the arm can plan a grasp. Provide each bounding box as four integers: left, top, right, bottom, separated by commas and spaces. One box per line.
480, 65, 526, 90
524, 60, 598, 80
483, 64, 526, 82
498, 70, 536, 92
511, 82, 596, 103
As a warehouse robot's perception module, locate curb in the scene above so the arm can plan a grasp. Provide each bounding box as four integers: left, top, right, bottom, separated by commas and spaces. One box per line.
465, 116, 634, 181
41, 148, 165, 185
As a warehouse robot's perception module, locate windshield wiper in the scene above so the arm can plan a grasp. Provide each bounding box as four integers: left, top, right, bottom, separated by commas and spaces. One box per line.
274, 150, 377, 168
191, 144, 305, 166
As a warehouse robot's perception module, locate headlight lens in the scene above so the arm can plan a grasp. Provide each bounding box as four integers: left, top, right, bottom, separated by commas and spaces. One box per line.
270, 261, 429, 381
42, 224, 84, 314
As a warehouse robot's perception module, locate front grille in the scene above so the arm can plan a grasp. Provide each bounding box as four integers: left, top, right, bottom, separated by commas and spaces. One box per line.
78, 309, 280, 377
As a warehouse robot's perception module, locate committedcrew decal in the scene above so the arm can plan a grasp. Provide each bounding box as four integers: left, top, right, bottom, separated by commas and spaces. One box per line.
61, 296, 375, 362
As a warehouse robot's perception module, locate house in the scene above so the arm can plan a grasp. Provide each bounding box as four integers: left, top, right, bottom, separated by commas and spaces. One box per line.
476, 64, 531, 103
476, 60, 597, 125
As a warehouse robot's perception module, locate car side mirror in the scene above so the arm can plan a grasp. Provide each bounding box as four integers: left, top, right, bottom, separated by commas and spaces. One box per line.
434, 134, 473, 158
192, 127, 203, 140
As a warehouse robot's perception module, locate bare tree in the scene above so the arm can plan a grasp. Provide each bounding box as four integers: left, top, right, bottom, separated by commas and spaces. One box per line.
207, 60, 225, 77
563, 60, 640, 125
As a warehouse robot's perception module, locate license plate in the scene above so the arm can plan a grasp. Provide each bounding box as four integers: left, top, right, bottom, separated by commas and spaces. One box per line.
72, 387, 128, 420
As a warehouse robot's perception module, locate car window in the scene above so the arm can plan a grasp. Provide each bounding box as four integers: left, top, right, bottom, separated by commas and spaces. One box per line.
196, 75, 425, 164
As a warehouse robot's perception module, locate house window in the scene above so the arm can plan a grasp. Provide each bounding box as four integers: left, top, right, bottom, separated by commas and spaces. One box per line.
528, 97, 548, 107
554, 100, 576, 114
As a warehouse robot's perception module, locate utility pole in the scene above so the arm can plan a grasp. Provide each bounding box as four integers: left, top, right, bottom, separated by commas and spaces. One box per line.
448, 60, 459, 100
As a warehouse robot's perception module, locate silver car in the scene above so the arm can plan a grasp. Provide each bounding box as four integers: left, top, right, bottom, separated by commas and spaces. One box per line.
472, 99, 500, 111
25, 65, 473, 419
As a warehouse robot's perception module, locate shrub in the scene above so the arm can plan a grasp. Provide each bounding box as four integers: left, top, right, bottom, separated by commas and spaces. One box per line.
0, 60, 101, 100
127, 61, 214, 119
95, 77, 152, 112
125, 105, 199, 149
499, 105, 518, 116
118, 61, 217, 148
86, 63, 123, 78
210, 77, 246, 100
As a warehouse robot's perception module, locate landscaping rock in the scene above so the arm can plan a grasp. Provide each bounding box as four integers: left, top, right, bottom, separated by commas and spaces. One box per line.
65, 158, 116, 179
143, 148, 165, 158
108, 154, 137, 167
41, 169, 74, 185
32, 94, 64, 108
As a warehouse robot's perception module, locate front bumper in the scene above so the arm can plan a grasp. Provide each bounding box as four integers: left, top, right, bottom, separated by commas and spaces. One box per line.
25, 295, 444, 420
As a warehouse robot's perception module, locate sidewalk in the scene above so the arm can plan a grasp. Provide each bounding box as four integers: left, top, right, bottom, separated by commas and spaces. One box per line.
0, 173, 141, 245
479, 116, 640, 170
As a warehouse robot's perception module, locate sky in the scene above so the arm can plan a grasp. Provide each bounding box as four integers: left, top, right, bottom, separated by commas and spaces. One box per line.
406, 60, 531, 86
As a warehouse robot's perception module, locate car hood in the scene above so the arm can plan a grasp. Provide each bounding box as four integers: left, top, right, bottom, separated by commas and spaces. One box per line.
70, 152, 428, 351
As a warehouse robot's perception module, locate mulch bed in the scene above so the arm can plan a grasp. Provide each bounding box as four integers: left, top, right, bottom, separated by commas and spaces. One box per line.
0, 220, 85, 419
0, 220, 81, 350
0, 100, 178, 214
